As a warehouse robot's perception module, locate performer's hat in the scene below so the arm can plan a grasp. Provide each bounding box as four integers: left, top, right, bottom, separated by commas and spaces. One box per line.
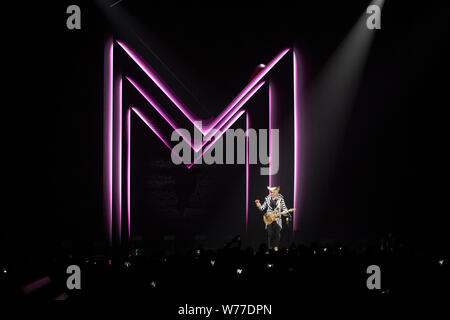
267, 186, 280, 192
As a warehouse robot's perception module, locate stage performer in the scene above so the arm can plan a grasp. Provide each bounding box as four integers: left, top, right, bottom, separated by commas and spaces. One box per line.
255, 186, 292, 251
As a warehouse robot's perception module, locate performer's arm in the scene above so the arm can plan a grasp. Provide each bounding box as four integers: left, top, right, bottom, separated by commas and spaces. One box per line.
280, 196, 291, 222
255, 198, 267, 211
279, 196, 288, 212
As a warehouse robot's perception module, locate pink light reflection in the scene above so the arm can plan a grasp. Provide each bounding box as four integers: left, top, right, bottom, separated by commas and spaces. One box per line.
131, 107, 191, 167
126, 76, 198, 150
127, 76, 265, 153
108, 41, 113, 245
117, 40, 200, 130
187, 109, 246, 168
201, 82, 265, 146
246, 112, 250, 230
117, 77, 122, 242
132, 108, 175, 150
126, 107, 131, 240
293, 50, 300, 231
22, 276, 52, 294
269, 82, 272, 187
108, 39, 300, 243
116, 40, 289, 135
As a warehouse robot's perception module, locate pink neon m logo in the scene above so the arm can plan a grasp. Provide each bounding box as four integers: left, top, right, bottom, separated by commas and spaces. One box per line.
104, 38, 301, 245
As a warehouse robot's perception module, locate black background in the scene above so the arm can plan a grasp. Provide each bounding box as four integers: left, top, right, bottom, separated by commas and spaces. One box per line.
1, 0, 449, 263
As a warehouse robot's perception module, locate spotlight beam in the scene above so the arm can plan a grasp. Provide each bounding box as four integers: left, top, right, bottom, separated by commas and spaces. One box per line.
307, 0, 384, 216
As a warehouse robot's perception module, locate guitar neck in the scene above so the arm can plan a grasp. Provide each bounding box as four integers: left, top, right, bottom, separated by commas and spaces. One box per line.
275, 209, 291, 215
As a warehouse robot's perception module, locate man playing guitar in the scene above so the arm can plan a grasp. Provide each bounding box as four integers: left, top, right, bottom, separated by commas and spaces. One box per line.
255, 186, 294, 251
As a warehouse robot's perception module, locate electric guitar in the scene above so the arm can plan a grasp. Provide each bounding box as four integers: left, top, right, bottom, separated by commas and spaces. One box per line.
263, 208, 295, 226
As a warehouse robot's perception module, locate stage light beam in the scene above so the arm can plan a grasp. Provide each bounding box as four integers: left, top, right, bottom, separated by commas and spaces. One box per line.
305, 0, 385, 231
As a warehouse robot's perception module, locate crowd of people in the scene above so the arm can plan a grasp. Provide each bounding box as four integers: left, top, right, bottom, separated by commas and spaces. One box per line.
0, 235, 448, 301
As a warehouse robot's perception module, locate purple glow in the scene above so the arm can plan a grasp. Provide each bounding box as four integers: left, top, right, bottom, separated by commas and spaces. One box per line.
203, 49, 289, 135
126, 107, 131, 240
116, 40, 289, 135
108, 39, 300, 243
187, 109, 246, 168
126, 76, 197, 150
127, 76, 265, 153
107, 42, 113, 245
116, 40, 200, 130
131, 107, 189, 167
269, 82, 272, 187
128, 78, 263, 168
117, 77, 122, 242
246, 112, 250, 230
132, 108, 174, 150
55, 292, 69, 300
22, 276, 51, 294
126, 103, 247, 238
201, 81, 265, 145
293, 50, 300, 231
132, 105, 245, 170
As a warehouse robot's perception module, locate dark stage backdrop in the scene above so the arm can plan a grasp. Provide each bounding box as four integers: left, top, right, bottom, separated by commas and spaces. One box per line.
1, 1, 449, 261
